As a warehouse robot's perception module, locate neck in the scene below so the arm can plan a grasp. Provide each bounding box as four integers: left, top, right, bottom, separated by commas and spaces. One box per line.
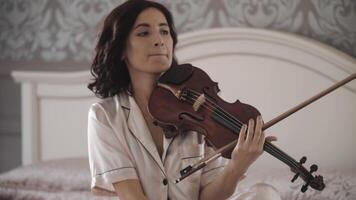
129, 70, 160, 108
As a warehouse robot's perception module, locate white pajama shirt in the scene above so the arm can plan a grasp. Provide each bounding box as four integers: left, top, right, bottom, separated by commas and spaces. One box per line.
88, 92, 228, 200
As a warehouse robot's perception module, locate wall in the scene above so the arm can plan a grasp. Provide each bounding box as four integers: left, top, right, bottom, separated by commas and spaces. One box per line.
0, 0, 355, 173
0, 76, 21, 172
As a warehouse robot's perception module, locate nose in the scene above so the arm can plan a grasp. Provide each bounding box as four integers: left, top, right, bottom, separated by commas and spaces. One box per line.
154, 42, 163, 47
154, 35, 164, 47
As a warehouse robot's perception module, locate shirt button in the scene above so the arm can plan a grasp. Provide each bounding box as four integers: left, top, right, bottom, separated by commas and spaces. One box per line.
163, 178, 168, 185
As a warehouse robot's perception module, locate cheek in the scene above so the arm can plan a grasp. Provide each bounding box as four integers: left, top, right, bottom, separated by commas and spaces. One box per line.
126, 43, 145, 63
167, 38, 174, 55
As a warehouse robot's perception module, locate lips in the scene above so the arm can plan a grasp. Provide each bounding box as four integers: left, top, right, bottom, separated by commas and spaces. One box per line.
149, 53, 167, 56
149, 53, 168, 58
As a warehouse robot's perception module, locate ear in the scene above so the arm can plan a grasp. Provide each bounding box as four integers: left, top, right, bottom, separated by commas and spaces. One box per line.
121, 53, 126, 61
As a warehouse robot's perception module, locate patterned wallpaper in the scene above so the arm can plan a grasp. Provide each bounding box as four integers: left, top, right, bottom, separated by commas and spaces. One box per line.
0, 0, 355, 74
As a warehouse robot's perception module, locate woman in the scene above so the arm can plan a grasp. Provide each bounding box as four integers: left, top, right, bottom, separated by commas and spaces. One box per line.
88, 0, 279, 199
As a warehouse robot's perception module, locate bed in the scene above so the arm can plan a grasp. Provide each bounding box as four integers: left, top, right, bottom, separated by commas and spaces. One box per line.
2, 28, 356, 200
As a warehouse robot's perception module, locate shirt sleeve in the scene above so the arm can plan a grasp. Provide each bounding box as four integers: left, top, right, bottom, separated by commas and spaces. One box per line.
200, 143, 229, 187
88, 103, 138, 194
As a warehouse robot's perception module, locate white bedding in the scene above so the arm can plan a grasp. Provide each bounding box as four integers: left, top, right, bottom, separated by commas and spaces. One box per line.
240, 168, 356, 200
0, 158, 115, 200
0, 158, 355, 199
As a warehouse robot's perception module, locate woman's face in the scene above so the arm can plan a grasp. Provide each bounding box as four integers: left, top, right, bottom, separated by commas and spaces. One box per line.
124, 8, 173, 75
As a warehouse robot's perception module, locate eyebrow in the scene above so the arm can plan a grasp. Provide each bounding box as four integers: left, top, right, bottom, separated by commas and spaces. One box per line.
134, 23, 169, 29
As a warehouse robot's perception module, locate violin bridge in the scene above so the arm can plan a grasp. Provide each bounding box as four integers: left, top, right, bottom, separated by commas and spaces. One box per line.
193, 94, 206, 111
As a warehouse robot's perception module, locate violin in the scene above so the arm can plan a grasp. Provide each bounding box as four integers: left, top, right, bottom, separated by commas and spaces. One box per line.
148, 63, 356, 192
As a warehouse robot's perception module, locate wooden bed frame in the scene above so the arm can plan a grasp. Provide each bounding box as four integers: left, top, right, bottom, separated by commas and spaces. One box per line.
12, 28, 356, 174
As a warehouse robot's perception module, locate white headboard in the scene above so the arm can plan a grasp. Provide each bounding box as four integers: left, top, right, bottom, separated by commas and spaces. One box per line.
12, 28, 356, 172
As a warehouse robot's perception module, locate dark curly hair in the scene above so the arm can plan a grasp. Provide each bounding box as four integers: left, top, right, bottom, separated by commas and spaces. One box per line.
88, 0, 178, 98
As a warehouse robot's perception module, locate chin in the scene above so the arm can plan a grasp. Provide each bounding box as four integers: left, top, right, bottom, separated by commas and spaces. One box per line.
150, 60, 172, 73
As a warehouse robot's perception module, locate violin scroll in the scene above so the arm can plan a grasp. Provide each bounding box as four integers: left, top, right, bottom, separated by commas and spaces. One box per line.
290, 156, 325, 192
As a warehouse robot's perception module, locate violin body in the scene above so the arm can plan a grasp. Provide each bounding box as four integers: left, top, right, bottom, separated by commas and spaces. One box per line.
149, 63, 260, 158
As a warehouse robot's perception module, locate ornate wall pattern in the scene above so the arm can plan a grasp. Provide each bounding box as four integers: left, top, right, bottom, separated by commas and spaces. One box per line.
0, 0, 355, 73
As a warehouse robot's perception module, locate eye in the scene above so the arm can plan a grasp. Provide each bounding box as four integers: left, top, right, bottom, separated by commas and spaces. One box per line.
137, 31, 149, 37
160, 29, 170, 35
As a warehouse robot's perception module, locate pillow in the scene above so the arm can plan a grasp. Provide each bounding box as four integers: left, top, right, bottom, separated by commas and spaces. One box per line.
0, 157, 91, 192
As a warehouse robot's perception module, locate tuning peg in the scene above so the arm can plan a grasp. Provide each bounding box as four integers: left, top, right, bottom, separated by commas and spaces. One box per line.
300, 156, 307, 164
310, 164, 318, 173
300, 164, 319, 192
301, 183, 309, 192
291, 156, 307, 182
291, 173, 299, 182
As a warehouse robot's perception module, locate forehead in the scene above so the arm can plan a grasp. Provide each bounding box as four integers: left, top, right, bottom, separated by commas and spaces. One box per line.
134, 8, 168, 25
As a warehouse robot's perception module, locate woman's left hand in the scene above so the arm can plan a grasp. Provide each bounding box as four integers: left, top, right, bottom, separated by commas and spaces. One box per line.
230, 116, 277, 173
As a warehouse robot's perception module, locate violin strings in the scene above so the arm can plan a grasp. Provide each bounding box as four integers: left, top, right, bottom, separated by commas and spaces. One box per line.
185, 91, 305, 175
184, 90, 303, 172
186, 90, 244, 127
